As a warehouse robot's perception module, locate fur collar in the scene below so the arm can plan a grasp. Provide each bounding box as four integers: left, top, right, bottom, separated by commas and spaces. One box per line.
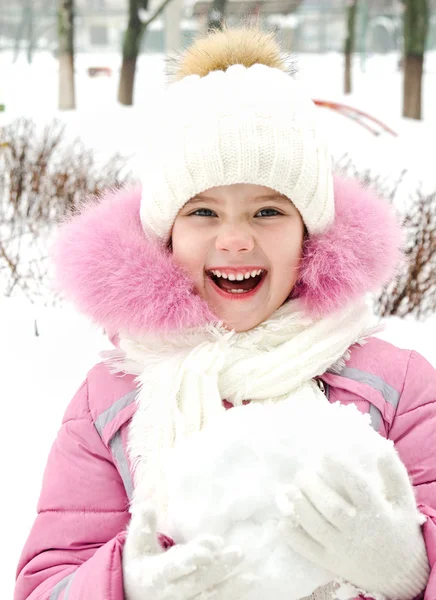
52, 177, 401, 337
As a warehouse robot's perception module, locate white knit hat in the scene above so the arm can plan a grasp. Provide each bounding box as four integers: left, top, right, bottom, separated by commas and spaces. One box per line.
140, 29, 334, 240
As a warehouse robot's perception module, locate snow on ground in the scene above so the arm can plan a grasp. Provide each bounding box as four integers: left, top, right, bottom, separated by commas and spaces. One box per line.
2, 49, 436, 596
2, 299, 112, 595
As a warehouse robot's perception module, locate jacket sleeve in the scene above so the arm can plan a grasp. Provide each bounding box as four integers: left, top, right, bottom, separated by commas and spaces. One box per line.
388, 351, 436, 600
14, 379, 131, 600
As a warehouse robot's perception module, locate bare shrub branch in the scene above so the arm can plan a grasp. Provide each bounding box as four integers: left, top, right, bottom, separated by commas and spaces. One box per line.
336, 155, 436, 320
0, 117, 131, 303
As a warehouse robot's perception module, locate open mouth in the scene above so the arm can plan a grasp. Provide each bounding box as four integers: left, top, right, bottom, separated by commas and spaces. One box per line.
206, 268, 267, 296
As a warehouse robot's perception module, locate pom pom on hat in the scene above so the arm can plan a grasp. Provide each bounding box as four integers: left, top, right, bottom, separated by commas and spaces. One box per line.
166, 26, 295, 81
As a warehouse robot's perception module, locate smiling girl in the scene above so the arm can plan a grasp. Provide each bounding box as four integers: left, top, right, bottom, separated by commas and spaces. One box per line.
14, 27, 436, 600
172, 184, 305, 331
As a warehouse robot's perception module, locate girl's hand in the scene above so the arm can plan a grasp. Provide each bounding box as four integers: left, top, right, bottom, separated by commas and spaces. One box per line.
277, 452, 429, 600
122, 504, 255, 600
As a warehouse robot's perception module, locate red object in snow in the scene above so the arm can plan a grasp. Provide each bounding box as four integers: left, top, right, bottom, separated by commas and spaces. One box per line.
313, 99, 398, 137
87, 66, 112, 78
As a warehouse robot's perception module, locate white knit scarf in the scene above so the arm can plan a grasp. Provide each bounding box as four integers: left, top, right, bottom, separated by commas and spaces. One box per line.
104, 297, 375, 523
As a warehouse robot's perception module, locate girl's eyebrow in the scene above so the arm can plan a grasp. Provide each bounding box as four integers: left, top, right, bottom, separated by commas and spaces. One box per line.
185, 196, 220, 205
253, 195, 290, 204
186, 194, 290, 205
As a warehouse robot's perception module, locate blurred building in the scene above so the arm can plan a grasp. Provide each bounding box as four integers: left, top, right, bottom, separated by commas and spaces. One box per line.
0, 0, 436, 55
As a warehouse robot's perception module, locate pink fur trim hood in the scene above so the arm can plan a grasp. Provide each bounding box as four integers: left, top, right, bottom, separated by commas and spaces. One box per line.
52, 177, 402, 336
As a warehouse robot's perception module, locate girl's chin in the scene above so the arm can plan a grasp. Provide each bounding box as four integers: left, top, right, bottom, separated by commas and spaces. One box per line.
224, 320, 262, 332
207, 302, 268, 332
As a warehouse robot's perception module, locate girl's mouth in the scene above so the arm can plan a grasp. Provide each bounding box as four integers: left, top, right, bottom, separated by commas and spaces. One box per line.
205, 268, 267, 299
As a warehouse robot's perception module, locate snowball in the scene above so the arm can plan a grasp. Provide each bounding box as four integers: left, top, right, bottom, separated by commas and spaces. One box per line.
164, 395, 394, 599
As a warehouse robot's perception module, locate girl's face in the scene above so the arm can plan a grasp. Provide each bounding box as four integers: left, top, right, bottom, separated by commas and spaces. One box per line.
172, 184, 305, 332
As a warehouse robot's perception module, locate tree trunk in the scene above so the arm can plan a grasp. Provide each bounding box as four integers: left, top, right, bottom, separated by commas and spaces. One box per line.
58, 0, 75, 110
344, 0, 358, 95
118, 57, 138, 105
26, 3, 35, 64
118, 0, 175, 105
13, 0, 31, 63
207, 0, 227, 31
118, 0, 142, 106
402, 0, 428, 120
403, 55, 424, 119
59, 54, 75, 109
13, 21, 24, 63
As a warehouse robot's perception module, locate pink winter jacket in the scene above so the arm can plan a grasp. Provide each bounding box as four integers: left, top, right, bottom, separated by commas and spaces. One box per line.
14, 336, 436, 600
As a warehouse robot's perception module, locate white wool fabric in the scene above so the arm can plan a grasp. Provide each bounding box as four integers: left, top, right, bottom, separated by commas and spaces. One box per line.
304, 583, 338, 600
122, 506, 255, 600
105, 297, 375, 521
140, 64, 334, 240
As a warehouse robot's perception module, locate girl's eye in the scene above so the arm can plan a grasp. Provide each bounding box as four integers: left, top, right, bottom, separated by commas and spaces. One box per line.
256, 208, 282, 217
191, 208, 216, 217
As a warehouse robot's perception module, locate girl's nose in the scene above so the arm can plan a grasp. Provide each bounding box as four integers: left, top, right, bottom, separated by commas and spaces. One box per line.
215, 225, 255, 254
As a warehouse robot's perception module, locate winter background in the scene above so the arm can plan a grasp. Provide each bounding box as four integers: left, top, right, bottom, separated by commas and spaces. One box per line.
2, 1, 436, 597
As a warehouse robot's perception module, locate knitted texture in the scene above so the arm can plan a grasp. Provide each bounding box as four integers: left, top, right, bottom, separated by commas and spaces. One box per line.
140, 63, 334, 240
123, 505, 253, 600
303, 582, 337, 600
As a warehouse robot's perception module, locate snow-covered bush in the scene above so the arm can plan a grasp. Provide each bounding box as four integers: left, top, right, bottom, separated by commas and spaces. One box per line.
336, 157, 436, 320
0, 117, 130, 300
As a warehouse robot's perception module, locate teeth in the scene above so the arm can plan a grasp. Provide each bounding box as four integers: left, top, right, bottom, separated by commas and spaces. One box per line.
229, 289, 246, 294
210, 269, 264, 279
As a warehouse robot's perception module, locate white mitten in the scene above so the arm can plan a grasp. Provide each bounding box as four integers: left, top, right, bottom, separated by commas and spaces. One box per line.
277, 452, 429, 600
122, 504, 254, 600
